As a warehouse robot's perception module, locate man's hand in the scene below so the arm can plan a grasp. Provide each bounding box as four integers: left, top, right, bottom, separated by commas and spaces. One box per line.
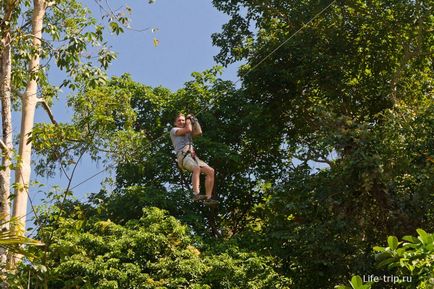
186, 114, 196, 124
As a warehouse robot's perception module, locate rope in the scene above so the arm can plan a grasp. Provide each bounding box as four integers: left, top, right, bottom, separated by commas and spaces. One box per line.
235, 0, 337, 84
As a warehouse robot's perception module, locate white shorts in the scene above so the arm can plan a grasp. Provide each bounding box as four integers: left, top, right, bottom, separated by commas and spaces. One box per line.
177, 152, 209, 172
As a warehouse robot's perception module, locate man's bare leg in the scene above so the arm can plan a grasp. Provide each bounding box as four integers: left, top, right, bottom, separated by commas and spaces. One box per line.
200, 166, 215, 198
192, 166, 201, 193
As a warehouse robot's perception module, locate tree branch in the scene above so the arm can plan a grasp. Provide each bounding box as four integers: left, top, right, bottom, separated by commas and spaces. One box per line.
96, 0, 153, 33
296, 153, 335, 169
38, 99, 58, 125
311, 158, 334, 168
0, 140, 8, 153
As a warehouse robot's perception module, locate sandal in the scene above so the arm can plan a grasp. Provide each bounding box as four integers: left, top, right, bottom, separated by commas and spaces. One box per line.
203, 198, 219, 206
193, 193, 207, 202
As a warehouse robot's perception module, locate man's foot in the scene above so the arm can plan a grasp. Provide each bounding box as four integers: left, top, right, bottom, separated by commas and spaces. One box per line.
192, 193, 207, 202
203, 198, 219, 206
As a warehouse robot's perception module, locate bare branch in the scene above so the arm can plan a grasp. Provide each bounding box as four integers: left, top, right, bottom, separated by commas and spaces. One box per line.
96, 0, 153, 33
38, 99, 58, 125
296, 154, 335, 169
311, 158, 334, 168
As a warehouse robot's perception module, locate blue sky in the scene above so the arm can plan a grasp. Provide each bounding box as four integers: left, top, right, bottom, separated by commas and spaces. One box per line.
30, 0, 239, 209
90, 0, 238, 89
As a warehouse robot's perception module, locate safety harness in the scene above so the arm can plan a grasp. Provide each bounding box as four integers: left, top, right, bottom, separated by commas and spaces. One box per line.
177, 146, 198, 171
177, 124, 199, 171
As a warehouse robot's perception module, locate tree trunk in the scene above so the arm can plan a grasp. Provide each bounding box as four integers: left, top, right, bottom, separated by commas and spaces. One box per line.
0, 0, 18, 272
0, 36, 13, 272
9, 0, 46, 268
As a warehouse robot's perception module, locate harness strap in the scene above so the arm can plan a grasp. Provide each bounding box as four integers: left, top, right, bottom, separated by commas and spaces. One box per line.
178, 149, 199, 170
181, 150, 191, 163
178, 150, 190, 170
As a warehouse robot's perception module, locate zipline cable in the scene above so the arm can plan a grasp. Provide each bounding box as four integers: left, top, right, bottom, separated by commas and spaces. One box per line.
235, 0, 337, 85
183, 0, 337, 119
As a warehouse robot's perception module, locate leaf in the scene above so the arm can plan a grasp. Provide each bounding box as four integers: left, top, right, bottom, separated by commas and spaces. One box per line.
416, 228, 430, 245
396, 248, 406, 255
153, 37, 160, 47
402, 235, 418, 243
387, 236, 399, 250
350, 276, 363, 288
376, 257, 395, 269
375, 251, 392, 262
373, 246, 384, 252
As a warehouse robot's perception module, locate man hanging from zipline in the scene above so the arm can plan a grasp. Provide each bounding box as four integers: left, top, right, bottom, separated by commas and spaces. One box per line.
170, 113, 219, 205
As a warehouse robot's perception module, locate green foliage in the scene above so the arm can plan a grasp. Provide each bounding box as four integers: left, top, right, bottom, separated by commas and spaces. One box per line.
13, 207, 289, 288
336, 229, 434, 288
0, 216, 42, 248
10, 0, 120, 104
243, 100, 434, 288
208, 0, 434, 288
213, 0, 433, 148
0, 215, 43, 278
30, 123, 82, 176
31, 74, 153, 177
374, 229, 434, 288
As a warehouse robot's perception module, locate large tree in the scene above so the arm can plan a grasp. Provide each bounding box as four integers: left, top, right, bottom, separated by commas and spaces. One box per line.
210, 0, 434, 287
0, 0, 143, 269
212, 0, 433, 149
0, 0, 19, 270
